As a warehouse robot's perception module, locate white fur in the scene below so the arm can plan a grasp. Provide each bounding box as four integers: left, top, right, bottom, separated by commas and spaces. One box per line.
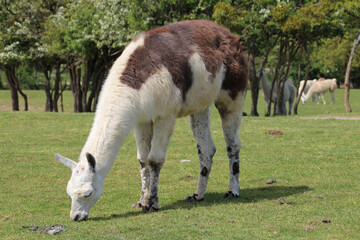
298, 79, 317, 103
56, 35, 246, 220
259, 69, 296, 115
301, 79, 337, 104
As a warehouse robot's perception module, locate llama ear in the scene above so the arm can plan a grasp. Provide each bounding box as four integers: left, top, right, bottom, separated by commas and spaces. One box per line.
86, 152, 96, 173
55, 154, 77, 170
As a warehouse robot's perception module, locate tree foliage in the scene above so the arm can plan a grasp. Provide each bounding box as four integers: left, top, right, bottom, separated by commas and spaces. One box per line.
0, 0, 359, 113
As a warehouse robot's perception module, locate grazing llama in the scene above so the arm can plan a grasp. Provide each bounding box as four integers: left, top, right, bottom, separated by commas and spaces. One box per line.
55, 20, 248, 221
298, 79, 317, 103
301, 78, 337, 104
259, 69, 296, 115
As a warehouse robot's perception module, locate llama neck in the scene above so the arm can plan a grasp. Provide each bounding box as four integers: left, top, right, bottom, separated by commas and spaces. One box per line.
79, 87, 138, 178
304, 86, 315, 101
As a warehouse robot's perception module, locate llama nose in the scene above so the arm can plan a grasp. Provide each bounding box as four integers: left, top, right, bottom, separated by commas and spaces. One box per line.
73, 213, 88, 221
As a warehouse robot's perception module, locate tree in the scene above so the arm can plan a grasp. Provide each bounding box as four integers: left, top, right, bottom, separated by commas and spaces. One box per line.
0, 0, 34, 111
344, 31, 360, 112
339, 0, 360, 112
61, 0, 131, 112
27, 0, 68, 112
127, 0, 218, 32
269, 0, 342, 115
213, 0, 279, 116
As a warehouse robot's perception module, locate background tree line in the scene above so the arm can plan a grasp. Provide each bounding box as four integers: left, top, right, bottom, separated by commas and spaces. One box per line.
0, 0, 359, 114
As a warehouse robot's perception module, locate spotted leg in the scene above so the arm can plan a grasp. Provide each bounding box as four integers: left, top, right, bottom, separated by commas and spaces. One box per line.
132, 121, 153, 208
216, 90, 245, 199
186, 107, 216, 202
143, 116, 175, 212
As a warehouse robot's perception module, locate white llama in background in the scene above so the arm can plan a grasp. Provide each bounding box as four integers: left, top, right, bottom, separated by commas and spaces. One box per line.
298, 79, 317, 103
259, 69, 296, 115
55, 20, 248, 221
301, 78, 337, 104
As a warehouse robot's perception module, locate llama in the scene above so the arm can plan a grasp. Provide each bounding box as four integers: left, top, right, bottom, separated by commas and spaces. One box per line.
259, 69, 296, 115
298, 79, 317, 103
55, 20, 248, 221
301, 78, 337, 104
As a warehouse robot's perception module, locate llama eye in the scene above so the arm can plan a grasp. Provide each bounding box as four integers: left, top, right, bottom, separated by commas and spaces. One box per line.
83, 192, 92, 198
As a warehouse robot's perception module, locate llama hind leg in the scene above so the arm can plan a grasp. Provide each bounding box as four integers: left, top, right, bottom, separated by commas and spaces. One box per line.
132, 121, 153, 208
288, 98, 294, 115
186, 107, 216, 202
143, 116, 175, 212
216, 91, 245, 198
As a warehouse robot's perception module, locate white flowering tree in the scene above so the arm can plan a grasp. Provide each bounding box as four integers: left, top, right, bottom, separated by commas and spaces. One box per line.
61, 0, 131, 112
0, 0, 32, 111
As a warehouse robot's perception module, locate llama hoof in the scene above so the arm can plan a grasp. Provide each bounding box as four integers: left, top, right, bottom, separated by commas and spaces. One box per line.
142, 202, 159, 213
185, 194, 204, 202
223, 191, 239, 199
131, 201, 143, 208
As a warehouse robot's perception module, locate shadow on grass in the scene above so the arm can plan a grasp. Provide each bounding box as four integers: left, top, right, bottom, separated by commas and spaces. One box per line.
91, 185, 310, 221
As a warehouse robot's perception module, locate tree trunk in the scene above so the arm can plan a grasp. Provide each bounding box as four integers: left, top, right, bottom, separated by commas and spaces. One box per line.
4, 67, 19, 111
41, 61, 53, 112
5, 65, 28, 111
344, 30, 360, 113
294, 45, 311, 115
0, 69, 3, 89
82, 59, 91, 112
248, 53, 259, 116
272, 38, 298, 116
67, 56, 83, 113
52, 60, 62, 112
276, 80, 286, 115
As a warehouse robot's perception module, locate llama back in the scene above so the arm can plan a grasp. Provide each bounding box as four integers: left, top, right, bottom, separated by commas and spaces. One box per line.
102, 20, 248, 120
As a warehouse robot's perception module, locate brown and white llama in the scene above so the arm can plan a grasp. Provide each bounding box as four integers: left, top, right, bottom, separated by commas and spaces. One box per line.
259, 69, 296, 115
55, 20, 248, 221
301, 78, 337, 104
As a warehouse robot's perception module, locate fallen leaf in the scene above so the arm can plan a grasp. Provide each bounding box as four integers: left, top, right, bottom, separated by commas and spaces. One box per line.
322, 219, 331, 223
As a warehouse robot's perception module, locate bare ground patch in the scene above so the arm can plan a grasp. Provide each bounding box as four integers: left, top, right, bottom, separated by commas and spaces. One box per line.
301, 116, 360, 120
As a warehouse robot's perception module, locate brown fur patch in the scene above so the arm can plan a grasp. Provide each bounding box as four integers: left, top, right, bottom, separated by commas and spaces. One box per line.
120, 20, 248, 100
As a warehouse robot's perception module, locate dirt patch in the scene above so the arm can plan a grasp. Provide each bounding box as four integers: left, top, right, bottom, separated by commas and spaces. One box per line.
301, 116, 360, 120
265, 179, 277, 184
22, 225, 64, 235
266, 130, 283, 135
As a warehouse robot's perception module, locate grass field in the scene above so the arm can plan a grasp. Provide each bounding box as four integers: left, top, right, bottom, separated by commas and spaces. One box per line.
0, 89, 360, 239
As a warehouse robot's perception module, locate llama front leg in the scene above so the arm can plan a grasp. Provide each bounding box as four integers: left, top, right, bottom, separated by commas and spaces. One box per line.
330, 91, 335, 104
143, 116, 175, 212
320, 93, 326, 104
186, 107, 216, 202
132, 121, 153, 208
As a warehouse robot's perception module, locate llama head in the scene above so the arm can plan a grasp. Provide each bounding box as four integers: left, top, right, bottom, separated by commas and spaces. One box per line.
301, 95, 307, 104
55, 153, 104, 221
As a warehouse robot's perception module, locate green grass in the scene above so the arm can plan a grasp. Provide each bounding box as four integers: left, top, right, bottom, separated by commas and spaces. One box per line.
0, 89, 360, 239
